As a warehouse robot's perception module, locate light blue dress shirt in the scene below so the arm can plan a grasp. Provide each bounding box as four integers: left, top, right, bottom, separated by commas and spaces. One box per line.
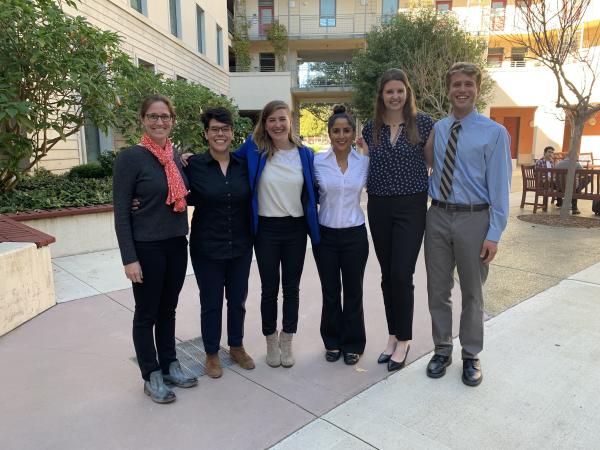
428, 110, 512, 242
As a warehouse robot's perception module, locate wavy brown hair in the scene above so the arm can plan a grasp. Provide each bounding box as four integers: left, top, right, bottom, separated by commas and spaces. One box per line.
253, 100, 302, 158
373, 69, 419, 147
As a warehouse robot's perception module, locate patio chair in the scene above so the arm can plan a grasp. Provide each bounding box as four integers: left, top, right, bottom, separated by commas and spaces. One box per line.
520, 164, 546, 210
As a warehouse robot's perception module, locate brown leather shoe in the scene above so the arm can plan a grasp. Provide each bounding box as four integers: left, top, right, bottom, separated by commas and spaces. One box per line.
229, 346, 255, 370
205, 353, 222, 378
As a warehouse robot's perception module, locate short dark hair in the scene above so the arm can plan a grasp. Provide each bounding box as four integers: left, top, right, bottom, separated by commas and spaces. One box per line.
201, 106, 233, 129
543, 146, 555, 154
327, 104, 356, 133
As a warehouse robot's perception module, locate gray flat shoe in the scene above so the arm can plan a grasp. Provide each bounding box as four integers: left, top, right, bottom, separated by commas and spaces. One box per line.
144, 370, 176, 403
163, 361, 198, 388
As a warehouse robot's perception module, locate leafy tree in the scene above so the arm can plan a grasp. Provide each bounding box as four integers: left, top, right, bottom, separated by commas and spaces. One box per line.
300, 107, 327, 138
113, 67, 252, 153
350, 9, 491, 121
506, 0, 600, 217
0, 0, 131, 192
304, 62, 352, 88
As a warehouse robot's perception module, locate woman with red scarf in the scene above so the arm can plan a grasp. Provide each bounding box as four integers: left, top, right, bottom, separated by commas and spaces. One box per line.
113, 95, 197, 404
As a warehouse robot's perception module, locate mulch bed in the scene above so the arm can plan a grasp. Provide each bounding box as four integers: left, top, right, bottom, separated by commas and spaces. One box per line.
518, 214, 600, 228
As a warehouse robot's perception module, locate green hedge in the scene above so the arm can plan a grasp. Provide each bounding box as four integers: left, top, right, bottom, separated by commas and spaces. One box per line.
0, 169, 112, 214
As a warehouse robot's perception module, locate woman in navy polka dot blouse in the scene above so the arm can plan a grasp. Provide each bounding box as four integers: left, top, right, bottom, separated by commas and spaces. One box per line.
358, 68, 434, 372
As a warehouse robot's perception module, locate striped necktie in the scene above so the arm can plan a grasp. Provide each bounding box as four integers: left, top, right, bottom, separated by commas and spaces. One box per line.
440, 120, 461, 201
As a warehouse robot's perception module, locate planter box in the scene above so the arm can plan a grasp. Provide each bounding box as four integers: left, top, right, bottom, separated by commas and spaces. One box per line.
8, 205, 118, 258
0, 216, 56, 337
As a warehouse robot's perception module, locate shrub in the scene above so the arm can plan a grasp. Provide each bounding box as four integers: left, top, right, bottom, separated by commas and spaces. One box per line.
0, 169, 112, 213
68, 163, 107, 179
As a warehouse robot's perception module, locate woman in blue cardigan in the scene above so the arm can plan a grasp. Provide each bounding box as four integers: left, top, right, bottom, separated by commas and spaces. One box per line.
235, 100, 319, 368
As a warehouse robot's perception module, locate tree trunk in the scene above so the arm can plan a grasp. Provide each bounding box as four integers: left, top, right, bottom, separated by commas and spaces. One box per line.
560, 117, 585, 218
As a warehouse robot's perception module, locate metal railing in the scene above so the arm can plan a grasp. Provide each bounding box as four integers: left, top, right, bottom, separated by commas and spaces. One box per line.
244, 13, 387, 39
294, 63, 353, 89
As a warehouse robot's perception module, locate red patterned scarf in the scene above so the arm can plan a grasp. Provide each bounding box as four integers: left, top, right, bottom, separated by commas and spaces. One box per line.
140, 134, 187, 212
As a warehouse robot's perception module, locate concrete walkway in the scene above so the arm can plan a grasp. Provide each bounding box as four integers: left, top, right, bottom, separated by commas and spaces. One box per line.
1, 191, 600, 449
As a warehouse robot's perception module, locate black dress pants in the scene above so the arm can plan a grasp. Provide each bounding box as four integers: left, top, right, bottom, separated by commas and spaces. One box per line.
132, 236, 188, 380
190, 249, 253, 355
367, 192, 427, 341
254, 216, 307, 336
313, 224, 369, 354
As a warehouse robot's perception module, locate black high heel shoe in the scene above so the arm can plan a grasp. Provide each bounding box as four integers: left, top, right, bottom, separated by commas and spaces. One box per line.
377, 353, 392, 364
388, 344, 411, 372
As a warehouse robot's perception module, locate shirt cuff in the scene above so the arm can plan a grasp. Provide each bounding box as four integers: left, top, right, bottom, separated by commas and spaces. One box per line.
485, 228, 502, 243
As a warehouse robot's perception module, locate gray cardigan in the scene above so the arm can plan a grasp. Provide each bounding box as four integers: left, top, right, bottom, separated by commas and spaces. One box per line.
113, 145, 189, 265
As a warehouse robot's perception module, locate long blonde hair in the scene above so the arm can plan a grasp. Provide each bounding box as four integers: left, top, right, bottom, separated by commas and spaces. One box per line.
253, 100, 302, 158
373, 69, 420, 147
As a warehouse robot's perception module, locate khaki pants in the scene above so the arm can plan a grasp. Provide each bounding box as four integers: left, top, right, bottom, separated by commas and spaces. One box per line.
424, 206, 489, 359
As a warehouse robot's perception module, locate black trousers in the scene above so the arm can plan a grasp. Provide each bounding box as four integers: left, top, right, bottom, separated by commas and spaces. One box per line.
132, 236, 188, 380
254, 216, 307, 336
313, 224, 369, 354
190, 249, 253, 355
367, 192, 427, 341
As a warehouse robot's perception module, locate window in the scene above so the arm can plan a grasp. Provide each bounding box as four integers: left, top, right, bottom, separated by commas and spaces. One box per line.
259, 53, 276, 72
435, 0, 452, 12
216, 26, 223, 67
320, 0, 336, 27
510, 47, 526, 67
487, 47, 504, 67
83, 116, 112, 164
130, 0, 147, 15
176, 75, 187, 82
169, 0, 181, 38
138, 58, 155, 72
491, 0, 506, 31
196, 6, 205, 54
382, 0, 398, 18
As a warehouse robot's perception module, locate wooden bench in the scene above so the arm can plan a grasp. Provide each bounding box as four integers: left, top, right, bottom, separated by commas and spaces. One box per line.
533, 168, 600, 213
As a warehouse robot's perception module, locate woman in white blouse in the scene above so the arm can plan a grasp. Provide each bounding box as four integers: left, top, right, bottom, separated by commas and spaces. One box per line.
313, 105, 369, 365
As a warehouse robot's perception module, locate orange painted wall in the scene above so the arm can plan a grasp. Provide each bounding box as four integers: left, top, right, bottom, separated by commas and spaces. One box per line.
490, 107, 536, 162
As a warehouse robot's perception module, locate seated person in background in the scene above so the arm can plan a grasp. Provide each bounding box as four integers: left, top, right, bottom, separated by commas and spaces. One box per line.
555, 155, 588, 215
535, 146, 555, 170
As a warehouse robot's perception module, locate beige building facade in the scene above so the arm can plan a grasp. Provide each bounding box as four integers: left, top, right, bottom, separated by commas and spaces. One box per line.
40, 0, 600, 171
42, 0, 232, 173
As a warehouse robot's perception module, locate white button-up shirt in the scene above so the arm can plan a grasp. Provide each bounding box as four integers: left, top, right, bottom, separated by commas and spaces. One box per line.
314, 147, 369, 229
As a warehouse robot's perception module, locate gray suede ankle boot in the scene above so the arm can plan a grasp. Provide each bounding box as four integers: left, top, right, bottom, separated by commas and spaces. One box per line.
144, 370, 176, 404
265, 331, 281, 367
279, 331, 295, 368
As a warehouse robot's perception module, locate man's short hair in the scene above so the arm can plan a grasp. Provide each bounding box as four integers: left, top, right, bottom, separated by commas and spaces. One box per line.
543, 146, 555, 154
445, 62, 482, 91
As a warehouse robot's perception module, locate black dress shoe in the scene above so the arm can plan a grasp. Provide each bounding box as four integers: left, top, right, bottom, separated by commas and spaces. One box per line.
387, 344, 410, 372
462, 358, 482, 386
377, 353, 392, 364
343, 352, 360, 365
325, 350, 341, 362
426, 354, 452, 378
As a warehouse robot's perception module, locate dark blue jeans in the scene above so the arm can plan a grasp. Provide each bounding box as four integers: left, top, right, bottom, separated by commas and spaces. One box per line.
132, 236, 188, 380
191, 249, 253, 354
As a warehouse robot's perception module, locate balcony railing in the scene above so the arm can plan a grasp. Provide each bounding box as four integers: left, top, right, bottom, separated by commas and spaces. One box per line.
294, 64, 353, 89
245, 13, 387, 40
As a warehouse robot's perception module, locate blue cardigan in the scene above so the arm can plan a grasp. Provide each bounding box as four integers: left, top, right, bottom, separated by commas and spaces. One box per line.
234, 135, 320, 245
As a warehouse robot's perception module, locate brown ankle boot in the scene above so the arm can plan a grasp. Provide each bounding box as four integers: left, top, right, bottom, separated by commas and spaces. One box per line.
205, 353, 222, 378
229, 346, 255, 370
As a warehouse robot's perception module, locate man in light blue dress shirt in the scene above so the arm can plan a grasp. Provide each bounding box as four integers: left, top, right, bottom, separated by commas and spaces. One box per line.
425, 62, 512, 387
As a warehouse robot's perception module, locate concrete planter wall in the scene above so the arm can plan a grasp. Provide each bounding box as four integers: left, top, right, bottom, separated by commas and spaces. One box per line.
8, 205, 117, 258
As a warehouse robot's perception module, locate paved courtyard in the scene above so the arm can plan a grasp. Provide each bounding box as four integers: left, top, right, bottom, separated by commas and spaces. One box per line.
1, 189, 599, 449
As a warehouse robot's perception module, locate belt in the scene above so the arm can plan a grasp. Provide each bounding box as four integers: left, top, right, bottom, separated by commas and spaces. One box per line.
431, 199, 489, 212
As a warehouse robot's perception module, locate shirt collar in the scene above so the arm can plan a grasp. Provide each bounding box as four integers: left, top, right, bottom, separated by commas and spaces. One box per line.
450, 108, 478, 126
322, 147, 360, 161
200, 150, 239, 165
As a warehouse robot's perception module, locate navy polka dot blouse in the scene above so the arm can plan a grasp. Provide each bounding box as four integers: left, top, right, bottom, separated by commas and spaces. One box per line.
362, 112, 434, 196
